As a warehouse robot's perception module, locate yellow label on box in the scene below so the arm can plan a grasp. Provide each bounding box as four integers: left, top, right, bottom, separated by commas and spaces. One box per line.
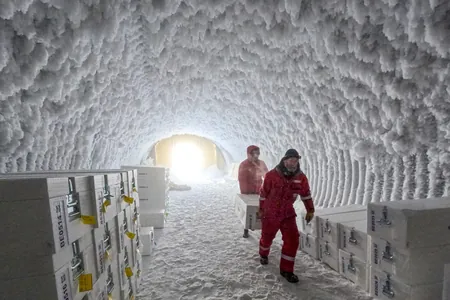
123, 195, 134, 204
78, 273, 93, 292
108, 294, 113, 300
130, 296, 134, 300
126, 231, 136, 240
105, 249, 110, 260
125, 266, 133, 277
81, 215, 97, 225
102, 199, 111, 212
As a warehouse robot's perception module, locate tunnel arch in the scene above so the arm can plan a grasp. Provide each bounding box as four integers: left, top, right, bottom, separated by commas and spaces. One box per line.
0, 1, 450, 206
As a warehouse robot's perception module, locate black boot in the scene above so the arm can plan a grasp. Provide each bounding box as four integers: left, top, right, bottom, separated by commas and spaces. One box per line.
280, 271, 299, 283
260, 256, 269, 265
243, 229, 249, 238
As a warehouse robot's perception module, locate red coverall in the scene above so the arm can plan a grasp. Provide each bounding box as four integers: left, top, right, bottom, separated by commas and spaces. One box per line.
259, 167, 315, 273
238, 145, 268, 194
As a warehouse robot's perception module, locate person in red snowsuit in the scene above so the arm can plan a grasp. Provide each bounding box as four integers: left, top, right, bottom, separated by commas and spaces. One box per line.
238, 145, 268, 194
238, 145, 268, 238
258, 149, 315, 283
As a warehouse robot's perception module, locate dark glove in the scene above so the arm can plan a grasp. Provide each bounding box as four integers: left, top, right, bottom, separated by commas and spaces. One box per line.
257, 208, 263, 219
305, 212, 314, 224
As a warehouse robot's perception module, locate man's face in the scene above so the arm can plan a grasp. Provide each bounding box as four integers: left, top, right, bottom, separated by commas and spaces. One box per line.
250, 150, 260, 161
284, 157, 299, 172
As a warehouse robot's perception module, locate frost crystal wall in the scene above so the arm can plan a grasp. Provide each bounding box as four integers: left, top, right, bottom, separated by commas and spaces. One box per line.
1, 1, 450, 206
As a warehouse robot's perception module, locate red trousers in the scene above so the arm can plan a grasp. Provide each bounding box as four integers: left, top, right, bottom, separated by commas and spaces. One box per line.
259, 216, 299, 273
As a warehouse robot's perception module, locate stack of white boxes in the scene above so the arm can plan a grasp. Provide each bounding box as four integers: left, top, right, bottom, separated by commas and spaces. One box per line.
0, 169, 143, 300
298, 204, 371, 292
122, 166, 169, 229
367, 198, 450, 300
298, 204, 366, 260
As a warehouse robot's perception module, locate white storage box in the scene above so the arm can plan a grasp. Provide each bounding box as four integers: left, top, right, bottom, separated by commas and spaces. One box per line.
141, 226, 155, 256
0, 225, 95, 280
370, 266, 443, 300
299, 231, 319, 259
120, 277, 136, 300
134, 251, 143, 292
339, 219, 370, 262
140, 209, 166, 229
0, 177, 95, 256
370, 235, 450, 285
318, 239, 339, 271
115, 209, 126, 254
368, 197, 450, 249
0, 261, 93, 300
117, 252, 127, 291
88, 272, 108, 300
318, 210, 367, 245
234, 194, 261, 231
104, 219, 119, 263
339, 249, 368, 292
444, 264, 450, 300
297, 204, 366, 238
107, 261, 121, 300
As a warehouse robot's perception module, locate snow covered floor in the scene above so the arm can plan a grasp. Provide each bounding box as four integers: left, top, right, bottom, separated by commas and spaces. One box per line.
137, 180, 372, 300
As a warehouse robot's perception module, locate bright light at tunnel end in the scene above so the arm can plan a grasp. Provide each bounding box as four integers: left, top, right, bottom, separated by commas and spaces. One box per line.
171, 142, 206, 183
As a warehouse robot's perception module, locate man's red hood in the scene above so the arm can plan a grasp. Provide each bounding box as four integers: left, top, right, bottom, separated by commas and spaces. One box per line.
247, 145, 260, 159
247, 145, 259, 154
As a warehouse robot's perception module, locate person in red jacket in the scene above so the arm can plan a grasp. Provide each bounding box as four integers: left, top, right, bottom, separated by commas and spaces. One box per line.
258, 149, 315, 283
238, 145, 268, 238
238, 145, 268, 194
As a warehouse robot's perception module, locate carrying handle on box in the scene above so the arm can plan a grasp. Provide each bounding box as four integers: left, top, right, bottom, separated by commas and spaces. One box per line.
347, 255, 356, 273
382, 242, 394, 262
324, 219, 331, 233
377, 206, 392, 226
324, 242, 331, 256
348, 228, 358, 245
382, 274, 395, 298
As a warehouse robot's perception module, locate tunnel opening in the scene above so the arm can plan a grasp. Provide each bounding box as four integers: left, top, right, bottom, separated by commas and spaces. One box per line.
146, 134, 227, 183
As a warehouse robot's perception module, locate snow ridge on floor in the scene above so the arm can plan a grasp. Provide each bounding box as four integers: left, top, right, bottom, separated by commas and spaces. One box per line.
137, 180, 372, 300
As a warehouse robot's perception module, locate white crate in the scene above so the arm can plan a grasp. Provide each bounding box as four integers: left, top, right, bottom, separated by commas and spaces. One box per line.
368, 196, 450, 249
0, 229, 94, 280
444, 264, 450, 300
140, 209, 166, 229
120, 277, 136, 300
88, 272, 108, 300
115, 209, 126, 254
107, 261, 121, 300
0, 179, 95, 256
234, 194, 261, 231
318, 210, 367, 245
370, 235, 450, 285
339, 219, 370, 262
297, 204, 366, 238
0, 262, 82, 300
134, 251, 143, 293
318, 239, 339, 271
141, 226, 155, 256
299, 231, 319, 259
370, 266, 443, 300
117, 252, 127, 291
339, 249, 369, 292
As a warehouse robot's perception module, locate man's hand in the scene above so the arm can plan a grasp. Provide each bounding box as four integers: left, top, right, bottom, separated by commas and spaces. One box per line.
305, 212, 314, 224
257, 208, 264, 219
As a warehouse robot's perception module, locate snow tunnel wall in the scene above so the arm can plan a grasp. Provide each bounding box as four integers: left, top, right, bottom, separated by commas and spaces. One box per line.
1, 1, 450, 206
